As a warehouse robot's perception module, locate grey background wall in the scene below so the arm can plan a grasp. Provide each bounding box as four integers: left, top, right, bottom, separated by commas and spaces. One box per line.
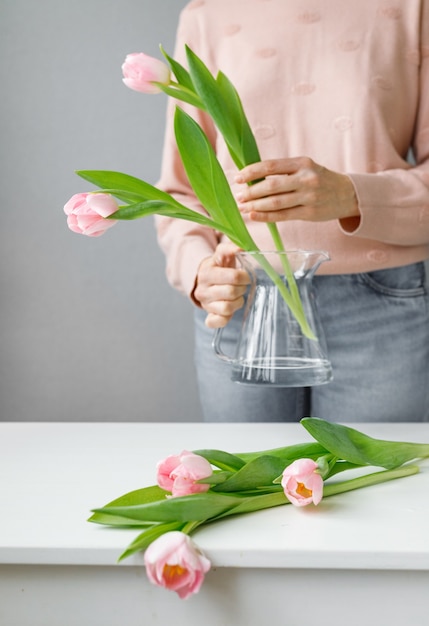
2, 2, 428, 423
0, 0, 202, 422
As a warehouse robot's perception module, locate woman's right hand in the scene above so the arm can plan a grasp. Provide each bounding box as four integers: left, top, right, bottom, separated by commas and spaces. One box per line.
192, 243, 250, 328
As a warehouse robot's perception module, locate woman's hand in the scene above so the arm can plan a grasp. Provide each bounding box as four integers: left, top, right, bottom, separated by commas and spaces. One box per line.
235, 156, 359, 226
192, 243, 250, 328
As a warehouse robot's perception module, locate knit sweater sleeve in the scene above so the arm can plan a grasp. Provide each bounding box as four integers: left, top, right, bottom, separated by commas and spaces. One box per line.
342, 2, 429, 246
155, 7, 220, 299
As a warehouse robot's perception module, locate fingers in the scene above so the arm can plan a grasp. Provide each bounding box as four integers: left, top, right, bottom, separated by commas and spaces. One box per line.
235, 158, 309, 220
203, 292, 246, 328
205, 313, 228, 328
213, 242, 242, 267
234, 157, 359, 223
193, 244, 250, 328
235, 158, 302, 183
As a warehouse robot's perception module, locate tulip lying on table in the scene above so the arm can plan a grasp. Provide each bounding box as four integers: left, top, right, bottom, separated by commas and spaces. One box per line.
88, 417, 429, 599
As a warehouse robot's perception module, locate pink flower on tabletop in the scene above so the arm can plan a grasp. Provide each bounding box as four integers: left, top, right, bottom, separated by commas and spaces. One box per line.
281, 458, 324, 507
144, 531, 211, 599
122, 52, 171, 94
64, 193, 118, 237
156, 450, 213, 497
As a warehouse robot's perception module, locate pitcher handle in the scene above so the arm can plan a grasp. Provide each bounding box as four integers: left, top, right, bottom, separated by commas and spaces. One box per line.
212, 328, 234, 363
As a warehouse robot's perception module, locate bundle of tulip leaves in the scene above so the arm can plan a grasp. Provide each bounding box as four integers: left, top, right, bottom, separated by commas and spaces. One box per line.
89, 418, 429, 562
69, 45, 314, 338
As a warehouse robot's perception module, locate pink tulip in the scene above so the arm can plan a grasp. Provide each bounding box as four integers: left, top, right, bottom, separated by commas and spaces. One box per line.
156, 451, 213, 497
281, 458, 323, 507
64, 192, 118, 237
144, 531, 211, 599
122, 52, 171, 94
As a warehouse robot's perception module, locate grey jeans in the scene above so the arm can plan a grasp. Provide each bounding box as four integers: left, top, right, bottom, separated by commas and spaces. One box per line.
194, 262, 429, 423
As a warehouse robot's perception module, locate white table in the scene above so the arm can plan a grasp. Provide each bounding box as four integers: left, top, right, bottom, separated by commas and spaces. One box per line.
0, 422, 428, 626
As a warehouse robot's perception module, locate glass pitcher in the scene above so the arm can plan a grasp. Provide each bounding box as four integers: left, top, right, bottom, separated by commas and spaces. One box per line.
213, 250, 333, 387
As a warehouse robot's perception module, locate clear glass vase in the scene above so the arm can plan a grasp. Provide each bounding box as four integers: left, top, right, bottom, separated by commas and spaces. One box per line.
213, 250, 333, 387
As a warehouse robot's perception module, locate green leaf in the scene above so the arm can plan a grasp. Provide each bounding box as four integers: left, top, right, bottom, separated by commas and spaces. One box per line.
172, 108, 229, 222
211, 455, 291, 493
326, 461, 365, 478
236, 441, 328, 464
88, 513, 154, 527
118, 521, 184, 561
113, 200, 244, 242
110, 199, 232, 232
160, 45, 195, 93
89, 485, 167, 525
185, 46, 240, 160
90, 189, 154, 205
156, 84, 203, 109
192, 449, 246, 472
210, 491, 287, 521
173, 107, 256, 249
215, 71, 260, 166
184, 47, 261, 169
92, 492, 244, 524
89, 512, 149, 528
196, 471, 233, 486
101, 485, 166, 506
76, 170, 180, 205
301, 417, 429, 470
76, 168, 253, 242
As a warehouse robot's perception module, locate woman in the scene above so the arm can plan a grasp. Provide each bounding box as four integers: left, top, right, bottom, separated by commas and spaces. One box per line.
156, 0, 429, 422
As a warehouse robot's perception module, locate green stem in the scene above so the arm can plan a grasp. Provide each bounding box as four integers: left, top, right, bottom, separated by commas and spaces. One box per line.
158, 81, 205, 110
169, 81, 205, 107
211, 464, 420, 520
182, 520, 203, 535
250, 250, 316, 339
160, 58, 313, 340
161, 63, 313, 339
266, 223, 301, 307
323, 464, 420, 498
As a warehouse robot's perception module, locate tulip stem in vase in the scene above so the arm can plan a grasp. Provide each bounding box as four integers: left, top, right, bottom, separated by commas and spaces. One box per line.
157, 45, 313, 339
65, 46, 320, 342
251, 249, 315, 340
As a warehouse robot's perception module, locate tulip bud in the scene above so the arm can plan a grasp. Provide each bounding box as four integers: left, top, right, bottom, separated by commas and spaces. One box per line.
156, 451, 213, 497
64, 192, 118, 237
122, 52, 171, 94
144, 532, 211, 599
281, 458, 324, 506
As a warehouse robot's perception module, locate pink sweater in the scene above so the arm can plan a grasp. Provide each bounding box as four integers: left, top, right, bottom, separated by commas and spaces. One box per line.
156, 0, 429, 297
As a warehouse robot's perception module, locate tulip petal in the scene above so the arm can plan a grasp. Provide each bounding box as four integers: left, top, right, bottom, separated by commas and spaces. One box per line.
64, 192, 118, 236
122, 52, 170, 94
144, 531, 211, 599
281, 458, 324, 506
86, 193, 119, 217
157, 451, 213, 496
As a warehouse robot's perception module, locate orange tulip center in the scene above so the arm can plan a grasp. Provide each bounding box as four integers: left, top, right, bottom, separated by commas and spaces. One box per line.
163, 563, 188, 583
296, 482, 313, 499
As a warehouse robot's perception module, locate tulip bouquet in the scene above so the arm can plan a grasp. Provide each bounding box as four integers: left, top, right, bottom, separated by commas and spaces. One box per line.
64, 46, 314, 337
89, 417, 429, 599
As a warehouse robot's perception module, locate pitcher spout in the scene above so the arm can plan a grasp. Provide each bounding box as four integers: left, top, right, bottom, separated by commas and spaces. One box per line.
297, 250, 330, 279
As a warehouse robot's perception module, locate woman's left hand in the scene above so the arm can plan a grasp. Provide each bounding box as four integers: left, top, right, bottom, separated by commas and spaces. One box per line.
235, 156, 359, 224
